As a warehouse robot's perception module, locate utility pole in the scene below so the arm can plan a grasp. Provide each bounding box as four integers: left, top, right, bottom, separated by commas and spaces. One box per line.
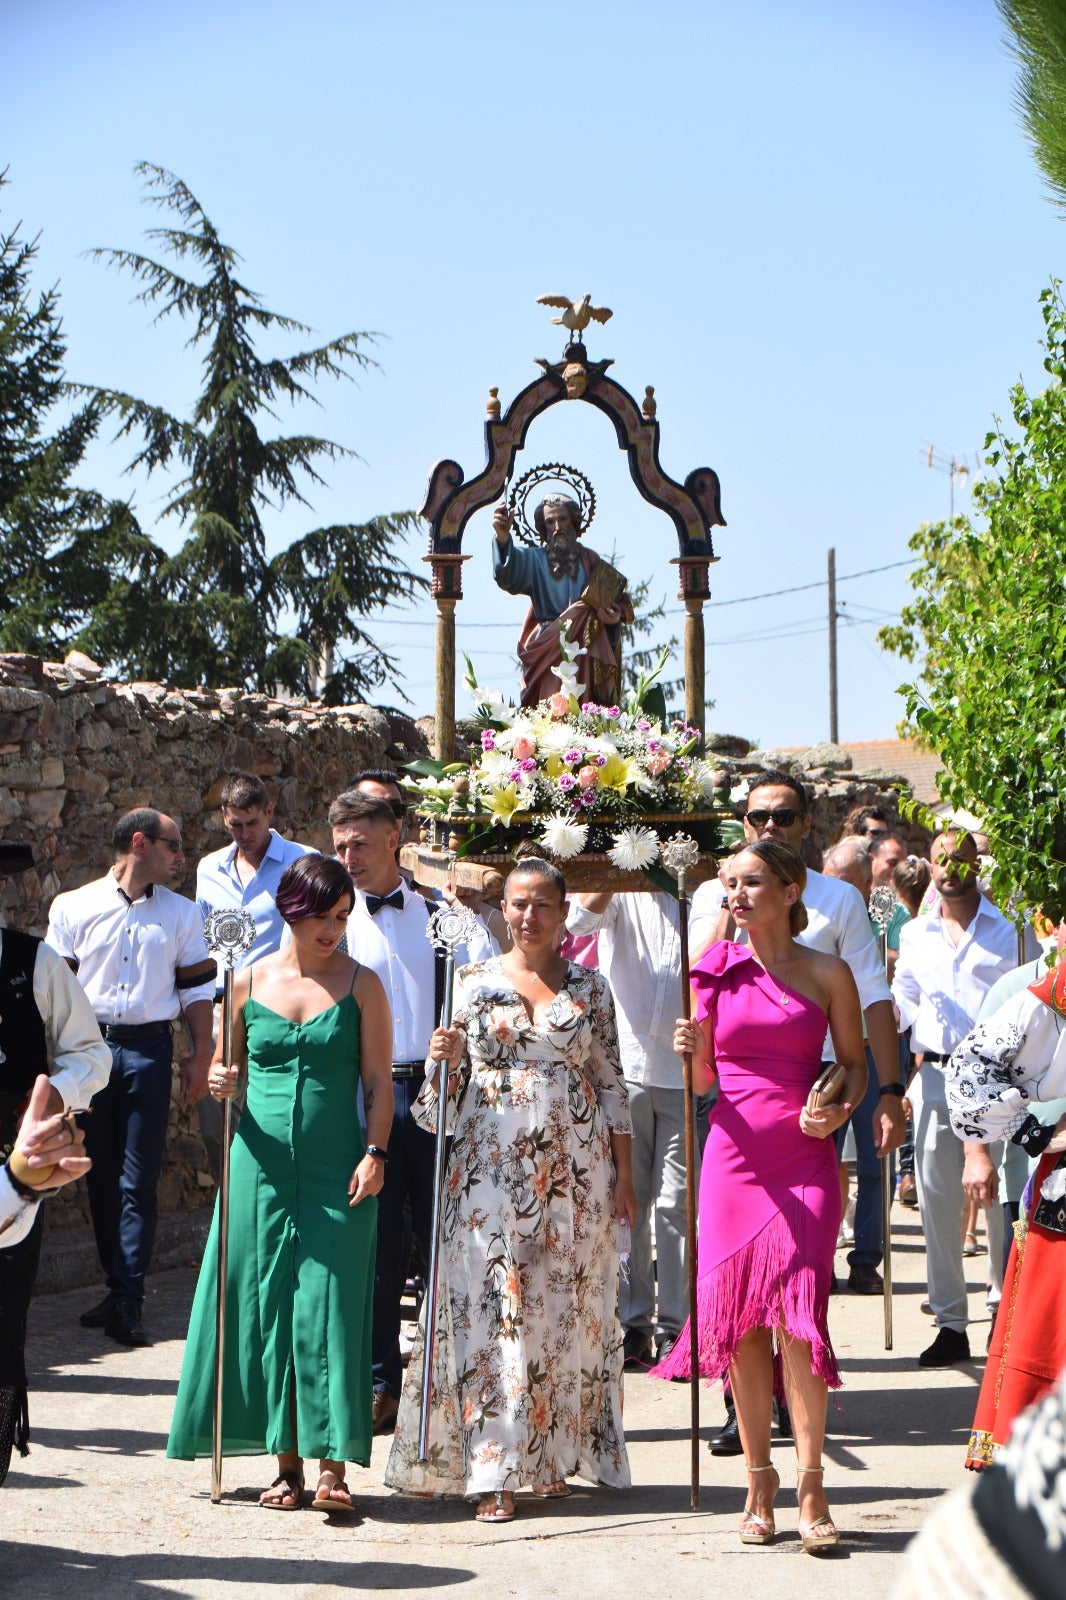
828, 546, 839, 743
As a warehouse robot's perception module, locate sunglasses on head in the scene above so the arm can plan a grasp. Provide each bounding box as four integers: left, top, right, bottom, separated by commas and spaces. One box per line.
745, 808, 803, 828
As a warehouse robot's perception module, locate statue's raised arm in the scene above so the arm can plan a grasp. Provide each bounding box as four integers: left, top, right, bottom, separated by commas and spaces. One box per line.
492, 491, 633, 709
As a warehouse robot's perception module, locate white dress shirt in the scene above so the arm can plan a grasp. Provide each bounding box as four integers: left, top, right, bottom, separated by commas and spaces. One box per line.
196, 829, 316, 969
344, 882, 494, 1063
892, 896, 1036, 1056
46, 873, 216, 1026
565, 893, 682, 1088
0, 930, 112, 1111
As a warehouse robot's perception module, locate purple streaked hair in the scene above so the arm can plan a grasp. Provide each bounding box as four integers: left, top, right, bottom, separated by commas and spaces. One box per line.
275, 855, 354, 923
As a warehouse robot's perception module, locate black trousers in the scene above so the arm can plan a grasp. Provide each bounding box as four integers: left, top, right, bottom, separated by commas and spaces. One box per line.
0, 1207, 43, 1482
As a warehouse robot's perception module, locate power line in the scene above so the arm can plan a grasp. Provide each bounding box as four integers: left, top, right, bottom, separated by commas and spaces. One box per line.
697, 557, 916, 611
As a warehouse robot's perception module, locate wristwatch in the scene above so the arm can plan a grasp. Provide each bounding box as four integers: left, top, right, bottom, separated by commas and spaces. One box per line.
879, 1082, 907, 1098
365, 1145, 389, 1162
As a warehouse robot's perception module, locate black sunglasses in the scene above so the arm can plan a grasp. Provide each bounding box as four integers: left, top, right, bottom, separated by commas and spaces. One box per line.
745, 808, 803, 828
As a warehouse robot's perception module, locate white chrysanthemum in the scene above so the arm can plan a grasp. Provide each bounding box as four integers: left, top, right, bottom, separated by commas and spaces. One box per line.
730, 781, 748, 805
608, 826, 661, 871
477, 750, 516, 783
535, 721, 580, 756
495, 717, 537, 752
539, 815, 589, 860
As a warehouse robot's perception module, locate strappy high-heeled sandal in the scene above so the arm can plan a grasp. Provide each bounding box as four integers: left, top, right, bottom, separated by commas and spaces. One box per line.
797, 1464, 840, 1553
739, 1462, 779, 1545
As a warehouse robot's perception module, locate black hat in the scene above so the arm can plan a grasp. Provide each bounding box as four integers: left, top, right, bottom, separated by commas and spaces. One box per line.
0, 843, 34, 877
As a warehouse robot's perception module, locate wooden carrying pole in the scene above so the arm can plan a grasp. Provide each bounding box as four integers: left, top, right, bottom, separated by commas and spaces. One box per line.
663, 834, 701, 1508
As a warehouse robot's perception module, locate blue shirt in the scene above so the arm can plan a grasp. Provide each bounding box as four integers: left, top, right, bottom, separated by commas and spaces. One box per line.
196, 829, 316, 969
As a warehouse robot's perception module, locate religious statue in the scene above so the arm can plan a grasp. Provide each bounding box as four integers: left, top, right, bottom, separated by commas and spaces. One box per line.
492, 489, 633, 709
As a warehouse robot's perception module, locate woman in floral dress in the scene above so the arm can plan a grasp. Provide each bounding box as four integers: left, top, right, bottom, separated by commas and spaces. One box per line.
384, 858, 635, 1524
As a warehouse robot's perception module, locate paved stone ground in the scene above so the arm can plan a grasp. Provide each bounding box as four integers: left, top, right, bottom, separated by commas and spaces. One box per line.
1, 1210, 992, 1599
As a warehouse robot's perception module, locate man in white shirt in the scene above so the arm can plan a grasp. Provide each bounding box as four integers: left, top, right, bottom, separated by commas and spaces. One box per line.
328, 789, 494, 1434
195, 772, 315, 1176
47, 809, 216, 1347
0, 840, 110, 1484
565, 891, 691, 1368
892, 828, 1036, 1366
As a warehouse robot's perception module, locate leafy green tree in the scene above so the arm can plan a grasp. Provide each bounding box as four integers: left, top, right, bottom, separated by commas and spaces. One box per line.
83, 163, 425, 701
0, 173, 151, 657
999, 0, 1066, 212
879, 281, 1066, 922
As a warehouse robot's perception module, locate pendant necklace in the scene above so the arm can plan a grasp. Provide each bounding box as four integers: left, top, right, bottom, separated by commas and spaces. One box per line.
764, 955, 795, 1005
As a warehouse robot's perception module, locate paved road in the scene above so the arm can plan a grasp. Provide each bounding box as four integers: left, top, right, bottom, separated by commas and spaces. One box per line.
3, 1210, 991, 1599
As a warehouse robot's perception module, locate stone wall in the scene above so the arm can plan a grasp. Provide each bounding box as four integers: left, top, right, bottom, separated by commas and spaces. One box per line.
1, 649, 919, 1289
0, 651, 429, 1287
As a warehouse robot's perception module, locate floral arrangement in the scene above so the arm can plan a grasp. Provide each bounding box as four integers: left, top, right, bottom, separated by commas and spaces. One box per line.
405, 631, 733, 872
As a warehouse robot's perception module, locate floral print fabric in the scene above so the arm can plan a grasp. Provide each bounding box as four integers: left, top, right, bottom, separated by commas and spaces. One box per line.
384, 958, 631, 1497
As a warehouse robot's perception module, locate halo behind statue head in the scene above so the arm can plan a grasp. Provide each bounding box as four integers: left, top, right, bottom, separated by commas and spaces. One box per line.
508, 462, 596, 546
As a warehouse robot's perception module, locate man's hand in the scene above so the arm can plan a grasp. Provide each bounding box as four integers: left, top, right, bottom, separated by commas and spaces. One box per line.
9, 1075, 91, 1191
181, 1049, 213, 1107
962, 1141, 998, 1204
873, 1092, 907, 1156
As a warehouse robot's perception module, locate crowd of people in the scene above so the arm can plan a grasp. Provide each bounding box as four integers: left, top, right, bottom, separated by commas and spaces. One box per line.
2, 763, 1064, 1572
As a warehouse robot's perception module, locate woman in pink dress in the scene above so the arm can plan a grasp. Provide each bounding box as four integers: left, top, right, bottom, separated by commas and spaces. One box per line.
657, 839, 865, 1553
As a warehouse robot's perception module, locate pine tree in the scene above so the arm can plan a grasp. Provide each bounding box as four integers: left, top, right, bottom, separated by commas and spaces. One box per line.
83, 163, 425, 700
0, 173, 151, 657
999, 0, 1066, 213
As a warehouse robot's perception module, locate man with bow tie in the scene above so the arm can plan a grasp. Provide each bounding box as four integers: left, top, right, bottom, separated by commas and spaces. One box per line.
327, 789, 494, 1434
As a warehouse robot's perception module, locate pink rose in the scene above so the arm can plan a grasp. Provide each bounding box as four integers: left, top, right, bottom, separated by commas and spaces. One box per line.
549, 692, 570, 718
512, 734, 535, 760
647, 749, 671, 776
577, 764, 599, 788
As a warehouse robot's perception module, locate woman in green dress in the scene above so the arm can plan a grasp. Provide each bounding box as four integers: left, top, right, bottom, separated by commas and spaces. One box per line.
167, 855, 393, 1512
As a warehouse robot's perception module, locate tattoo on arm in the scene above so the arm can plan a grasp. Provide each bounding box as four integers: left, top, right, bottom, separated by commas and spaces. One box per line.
364, 1086, 375, 1112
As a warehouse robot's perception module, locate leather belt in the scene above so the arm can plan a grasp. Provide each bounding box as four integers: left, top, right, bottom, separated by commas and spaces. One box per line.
392, 1060, 426, 1081
922, 1052, 948, 1065
100, 1021, 172, 1042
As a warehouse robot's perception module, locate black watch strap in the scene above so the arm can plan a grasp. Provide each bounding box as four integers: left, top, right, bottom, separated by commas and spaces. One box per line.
365, 1145, 389, 1162
879, 1082, 907, 1098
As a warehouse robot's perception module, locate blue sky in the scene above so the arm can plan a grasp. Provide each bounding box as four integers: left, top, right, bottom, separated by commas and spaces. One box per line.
5, 0, 1062, 747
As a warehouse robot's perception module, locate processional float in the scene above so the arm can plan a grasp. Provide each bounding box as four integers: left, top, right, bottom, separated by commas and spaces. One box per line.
403, 298, 732, 1509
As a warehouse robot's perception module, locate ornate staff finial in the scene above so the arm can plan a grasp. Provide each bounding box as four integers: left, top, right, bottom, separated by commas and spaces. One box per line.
869, 885, 897, 934
662, 833, 701, 890
425, 903, 480, 955
203, 908, 256, 967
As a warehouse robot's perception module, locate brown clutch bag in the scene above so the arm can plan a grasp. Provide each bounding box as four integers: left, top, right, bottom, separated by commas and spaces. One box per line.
807, 1062, 846, 1111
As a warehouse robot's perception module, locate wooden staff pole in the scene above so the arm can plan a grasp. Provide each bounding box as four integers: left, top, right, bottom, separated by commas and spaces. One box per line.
870, 887, 895, 1352
663, 833, 702, 1510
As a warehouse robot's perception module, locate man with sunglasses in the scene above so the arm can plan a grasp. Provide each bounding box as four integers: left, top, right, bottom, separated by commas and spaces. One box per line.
46, 809, 216, 1347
